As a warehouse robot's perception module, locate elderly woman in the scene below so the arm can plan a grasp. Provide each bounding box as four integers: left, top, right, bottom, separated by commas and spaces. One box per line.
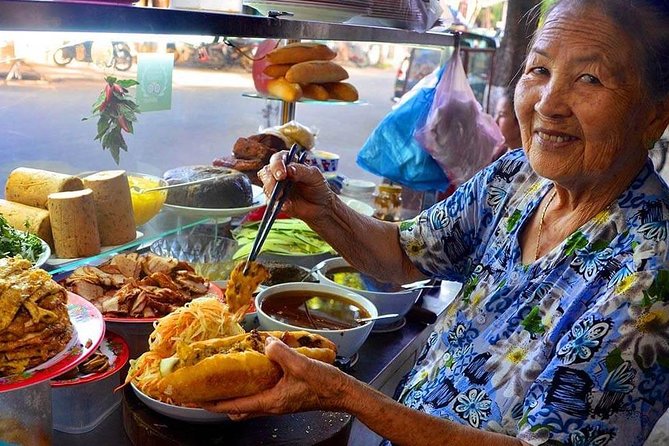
206, 0, 669, 444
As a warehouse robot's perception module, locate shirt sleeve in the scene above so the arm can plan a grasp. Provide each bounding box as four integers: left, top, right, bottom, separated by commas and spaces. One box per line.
517, 268, 669, 446
398, 151, 520, 282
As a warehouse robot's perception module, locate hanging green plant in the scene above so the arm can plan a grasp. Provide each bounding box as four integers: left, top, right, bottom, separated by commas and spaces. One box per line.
83, 76, 140, 164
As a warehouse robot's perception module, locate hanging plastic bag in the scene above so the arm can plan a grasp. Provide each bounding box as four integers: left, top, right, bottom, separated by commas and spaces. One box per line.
415, 51, 503, 185
356, 67, 451, 192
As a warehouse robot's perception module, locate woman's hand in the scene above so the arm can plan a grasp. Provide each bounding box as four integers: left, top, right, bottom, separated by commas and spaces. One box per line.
202, 337, 352, 419
258, 150, 335, 222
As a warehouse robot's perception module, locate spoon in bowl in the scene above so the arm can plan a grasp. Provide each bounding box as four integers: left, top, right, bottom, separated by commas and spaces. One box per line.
355, 313, 399, 324
130, 176, 217, 194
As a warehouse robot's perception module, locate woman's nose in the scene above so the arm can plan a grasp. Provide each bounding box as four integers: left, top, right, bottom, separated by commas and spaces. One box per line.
534, 81, 572, 118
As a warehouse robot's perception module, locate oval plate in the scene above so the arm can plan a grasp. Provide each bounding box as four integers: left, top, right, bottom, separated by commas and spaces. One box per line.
163, 185, 265, 219
0, 292, 105, 392
101, 282, 225, 323
131, 383, 231, 423
51, 331, 129, 387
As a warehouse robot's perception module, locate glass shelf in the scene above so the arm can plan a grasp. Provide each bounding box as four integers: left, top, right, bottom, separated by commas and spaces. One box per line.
46, 213, 233, 277
241, 92, 368, 106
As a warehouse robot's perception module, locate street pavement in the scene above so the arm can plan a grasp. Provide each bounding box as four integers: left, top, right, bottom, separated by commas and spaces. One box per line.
0, 61, 398, 186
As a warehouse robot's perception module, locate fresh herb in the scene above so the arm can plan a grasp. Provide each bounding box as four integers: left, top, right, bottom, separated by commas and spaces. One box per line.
0, 215, 45, 263
83, 76, 140, 164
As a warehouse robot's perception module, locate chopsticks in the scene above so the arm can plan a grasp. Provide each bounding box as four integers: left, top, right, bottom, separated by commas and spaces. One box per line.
243, 144, 308, 275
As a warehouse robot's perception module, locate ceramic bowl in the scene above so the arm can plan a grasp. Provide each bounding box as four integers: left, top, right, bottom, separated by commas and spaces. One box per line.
307, 150, 339, 174
256, 282, 377, 358
315, 257, 421, 327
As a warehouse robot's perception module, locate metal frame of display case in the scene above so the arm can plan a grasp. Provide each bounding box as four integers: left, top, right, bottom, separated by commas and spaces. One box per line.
0, 0, 456, 46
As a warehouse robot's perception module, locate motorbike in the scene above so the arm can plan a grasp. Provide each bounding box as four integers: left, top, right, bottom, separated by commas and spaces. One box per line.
52, 41, 133, 71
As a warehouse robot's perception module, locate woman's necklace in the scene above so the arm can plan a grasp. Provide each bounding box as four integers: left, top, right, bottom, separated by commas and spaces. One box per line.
535, 188, 557, 261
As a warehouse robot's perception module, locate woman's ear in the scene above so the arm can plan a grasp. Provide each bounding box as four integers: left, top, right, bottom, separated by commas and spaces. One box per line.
643, 96, 669, 147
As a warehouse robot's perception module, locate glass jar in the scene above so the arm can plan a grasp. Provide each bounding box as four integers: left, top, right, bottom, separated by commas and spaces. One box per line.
340, 179, 376, 207
373, 184, 403, 221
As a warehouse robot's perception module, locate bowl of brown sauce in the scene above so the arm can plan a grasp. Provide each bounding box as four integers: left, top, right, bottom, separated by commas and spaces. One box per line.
315, 257, 421, 327
255, 282, 378, 358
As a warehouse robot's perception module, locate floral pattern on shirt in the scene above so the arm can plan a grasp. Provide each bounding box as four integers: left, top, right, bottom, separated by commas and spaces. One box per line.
396, 150, 669, 445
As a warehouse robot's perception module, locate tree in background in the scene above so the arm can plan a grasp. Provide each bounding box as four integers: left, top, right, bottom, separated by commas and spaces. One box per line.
490, 0, 542, 104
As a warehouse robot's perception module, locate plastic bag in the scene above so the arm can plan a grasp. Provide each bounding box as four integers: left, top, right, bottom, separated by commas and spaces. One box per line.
415, 51, 503, 185
356, 67, 451, 192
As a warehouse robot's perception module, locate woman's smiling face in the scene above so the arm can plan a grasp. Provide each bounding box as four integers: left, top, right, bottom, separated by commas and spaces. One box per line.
515, 3, 657, 187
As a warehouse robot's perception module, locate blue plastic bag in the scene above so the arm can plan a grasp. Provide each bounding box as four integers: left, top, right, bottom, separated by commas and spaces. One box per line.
356, 67, 450, 192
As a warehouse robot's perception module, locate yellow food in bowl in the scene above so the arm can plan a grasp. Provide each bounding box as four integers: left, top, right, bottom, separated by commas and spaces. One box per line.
128, 174, 167, 226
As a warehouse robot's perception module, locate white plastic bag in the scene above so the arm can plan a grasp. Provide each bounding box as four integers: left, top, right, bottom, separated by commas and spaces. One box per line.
415, 51, 503, 185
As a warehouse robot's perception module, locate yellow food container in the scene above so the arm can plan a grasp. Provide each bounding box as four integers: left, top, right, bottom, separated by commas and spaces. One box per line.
127, 173, 167, 226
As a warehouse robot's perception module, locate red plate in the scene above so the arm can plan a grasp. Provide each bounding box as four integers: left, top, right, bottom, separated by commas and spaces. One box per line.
101, 282, 225, 323
0, 292, 105, 392
51, 331, 129, 387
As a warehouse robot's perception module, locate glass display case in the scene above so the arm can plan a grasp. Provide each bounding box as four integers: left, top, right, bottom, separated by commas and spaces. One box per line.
0, 0, 467, 275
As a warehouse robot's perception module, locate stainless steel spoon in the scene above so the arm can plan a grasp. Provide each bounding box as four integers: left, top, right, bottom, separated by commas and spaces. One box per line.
130, 176, 217, 194
355, 313, 400, 324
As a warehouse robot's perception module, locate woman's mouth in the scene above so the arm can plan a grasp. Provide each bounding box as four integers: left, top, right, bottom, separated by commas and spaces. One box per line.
535, 130, 578, 143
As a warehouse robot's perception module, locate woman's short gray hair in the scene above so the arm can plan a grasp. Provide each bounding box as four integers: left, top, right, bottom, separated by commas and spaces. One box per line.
546, 0, 669, 100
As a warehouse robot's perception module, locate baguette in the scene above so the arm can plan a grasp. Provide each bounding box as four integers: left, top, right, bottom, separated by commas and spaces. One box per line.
266, 42, 336, 65
301, 83, 330, 101
285, 61, 349, 84
266, 77, 303, 102
156, 330, 336, 403
263, 63, 293, 78
323, 82, 359, 102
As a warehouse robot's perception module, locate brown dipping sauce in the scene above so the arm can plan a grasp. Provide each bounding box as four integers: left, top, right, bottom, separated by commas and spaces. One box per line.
261, 290, 371, 330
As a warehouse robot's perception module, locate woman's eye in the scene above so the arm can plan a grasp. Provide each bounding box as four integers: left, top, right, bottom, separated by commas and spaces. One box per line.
529, 66, 549, 76
579, 74, 601, 84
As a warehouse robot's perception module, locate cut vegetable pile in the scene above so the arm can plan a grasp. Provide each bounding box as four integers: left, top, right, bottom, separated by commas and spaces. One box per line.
0, 215, 45, 263
232, 219, 335, 260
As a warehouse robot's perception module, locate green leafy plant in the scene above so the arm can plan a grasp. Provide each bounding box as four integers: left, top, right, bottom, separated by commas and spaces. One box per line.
83, 76, 140, 164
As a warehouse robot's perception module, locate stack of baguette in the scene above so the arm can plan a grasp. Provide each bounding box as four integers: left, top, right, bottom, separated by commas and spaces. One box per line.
1, 167, 136, 259
263, 42, 359, 103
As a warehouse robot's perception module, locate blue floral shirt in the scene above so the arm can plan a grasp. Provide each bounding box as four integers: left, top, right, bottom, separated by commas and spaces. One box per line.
396, 150, 669, 445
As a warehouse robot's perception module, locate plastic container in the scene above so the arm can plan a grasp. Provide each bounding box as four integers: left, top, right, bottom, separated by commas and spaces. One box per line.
52, 333, 129, 434
0, 381, 52, 445
340, 178, 376, 207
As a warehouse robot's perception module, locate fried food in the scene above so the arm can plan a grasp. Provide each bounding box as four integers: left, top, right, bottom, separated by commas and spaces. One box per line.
224, 261, 269, 316
0, 257, 73, 377
154, 330, 336, 404
63, 253, 211, 318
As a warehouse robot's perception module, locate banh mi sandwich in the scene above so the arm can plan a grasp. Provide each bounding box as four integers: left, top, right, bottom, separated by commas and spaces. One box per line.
150, 330, 336, 404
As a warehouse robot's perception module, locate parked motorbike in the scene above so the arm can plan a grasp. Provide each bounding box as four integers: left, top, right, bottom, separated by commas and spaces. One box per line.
52, 41, 133, 71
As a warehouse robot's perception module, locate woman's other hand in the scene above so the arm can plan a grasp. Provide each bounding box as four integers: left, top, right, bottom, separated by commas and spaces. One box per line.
202, 336, 351, 419
258, 150, 335, 222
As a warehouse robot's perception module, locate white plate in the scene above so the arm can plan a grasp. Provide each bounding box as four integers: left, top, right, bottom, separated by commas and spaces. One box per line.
46, 231, 143, 267
163, 185, 266, 219
131, 383, 231, 423
340, 197, 374, 217
34, 238, 51, 268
